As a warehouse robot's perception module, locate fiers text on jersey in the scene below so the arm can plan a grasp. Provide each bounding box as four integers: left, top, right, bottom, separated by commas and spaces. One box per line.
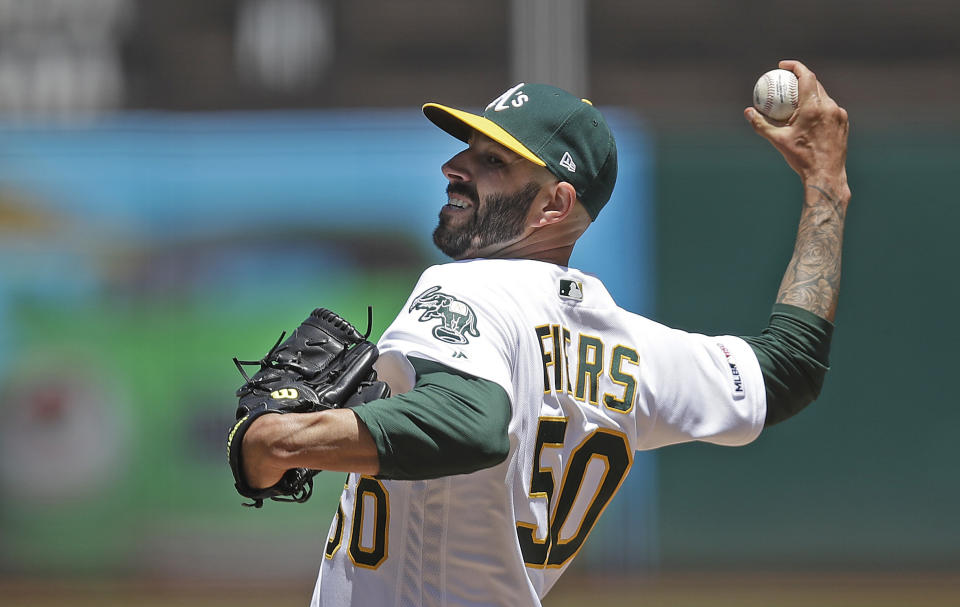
535, 324, 639, 413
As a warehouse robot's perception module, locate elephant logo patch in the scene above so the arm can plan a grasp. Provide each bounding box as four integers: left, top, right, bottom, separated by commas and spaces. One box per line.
409, 286, 481, 345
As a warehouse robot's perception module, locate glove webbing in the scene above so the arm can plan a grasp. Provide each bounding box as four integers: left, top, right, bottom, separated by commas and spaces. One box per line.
233, 307, 373, 394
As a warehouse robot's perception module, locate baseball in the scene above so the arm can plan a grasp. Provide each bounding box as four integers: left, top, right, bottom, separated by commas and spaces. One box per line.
753, 68, 799, 121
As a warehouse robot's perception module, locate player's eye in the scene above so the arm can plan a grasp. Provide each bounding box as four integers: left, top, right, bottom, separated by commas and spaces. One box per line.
486, 154, 504, 167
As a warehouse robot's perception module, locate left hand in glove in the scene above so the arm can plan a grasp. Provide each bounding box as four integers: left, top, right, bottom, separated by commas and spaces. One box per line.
226, 307, 390, 508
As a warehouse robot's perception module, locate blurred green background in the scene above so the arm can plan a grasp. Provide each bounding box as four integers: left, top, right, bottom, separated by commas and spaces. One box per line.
654, 130, 960, 571
1, 1, 958, 605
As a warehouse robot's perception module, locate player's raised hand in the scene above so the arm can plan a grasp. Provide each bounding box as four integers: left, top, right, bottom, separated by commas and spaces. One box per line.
745, 59, 850, 196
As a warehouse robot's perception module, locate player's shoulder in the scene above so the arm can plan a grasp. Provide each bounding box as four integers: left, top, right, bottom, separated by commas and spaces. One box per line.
410, 260, 521, 313
420, 258, 533, 277
416, 259, 550, 291
415, 259, 623, 313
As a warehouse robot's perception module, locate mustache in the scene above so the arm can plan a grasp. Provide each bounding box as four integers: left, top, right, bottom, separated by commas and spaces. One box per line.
446, 181, 478, 204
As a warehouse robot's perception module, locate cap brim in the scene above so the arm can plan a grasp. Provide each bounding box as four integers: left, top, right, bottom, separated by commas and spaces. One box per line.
422, 103, 547, 167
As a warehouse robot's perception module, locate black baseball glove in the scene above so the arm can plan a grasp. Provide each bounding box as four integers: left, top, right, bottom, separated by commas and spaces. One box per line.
227, 308, 390, 508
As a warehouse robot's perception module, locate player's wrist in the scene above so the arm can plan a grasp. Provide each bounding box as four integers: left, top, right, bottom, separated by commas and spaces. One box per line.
801, 171, 850, 203
241, 413, 288, 488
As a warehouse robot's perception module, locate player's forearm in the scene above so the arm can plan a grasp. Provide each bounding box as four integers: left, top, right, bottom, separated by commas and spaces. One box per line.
776, 176, 850, 323
242, 409, 380, 488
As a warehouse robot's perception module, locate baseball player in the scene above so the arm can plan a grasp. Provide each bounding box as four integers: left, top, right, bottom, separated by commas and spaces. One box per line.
239, 59, 849, 606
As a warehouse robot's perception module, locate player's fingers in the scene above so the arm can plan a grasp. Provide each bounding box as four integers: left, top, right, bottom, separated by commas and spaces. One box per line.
815, 79, 831, 103
810, 78, 847, 125
778, 59, 812, 79
779, 59, 819, 102
744, 107, 779, 136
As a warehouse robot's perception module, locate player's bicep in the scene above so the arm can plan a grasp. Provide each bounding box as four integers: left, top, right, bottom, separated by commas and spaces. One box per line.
353, 358, 511, 480
636, 328, 766, 449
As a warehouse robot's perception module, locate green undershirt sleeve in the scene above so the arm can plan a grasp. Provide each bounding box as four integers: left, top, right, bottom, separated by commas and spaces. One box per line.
351, 357, 511, 480
741, 304, 834, 427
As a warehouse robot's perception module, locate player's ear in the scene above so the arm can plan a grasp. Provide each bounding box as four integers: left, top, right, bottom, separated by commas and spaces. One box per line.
532, 181, 578, 227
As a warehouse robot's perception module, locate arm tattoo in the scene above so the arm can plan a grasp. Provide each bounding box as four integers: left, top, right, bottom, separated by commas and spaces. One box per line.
776, 184, 848, 322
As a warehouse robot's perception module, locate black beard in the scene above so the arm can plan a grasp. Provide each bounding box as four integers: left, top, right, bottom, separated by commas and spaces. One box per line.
433, 182, 541, 259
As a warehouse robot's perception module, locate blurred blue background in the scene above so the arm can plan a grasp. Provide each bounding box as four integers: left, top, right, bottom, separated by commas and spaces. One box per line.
0, 109, 654, 577
1, 1, 957, 605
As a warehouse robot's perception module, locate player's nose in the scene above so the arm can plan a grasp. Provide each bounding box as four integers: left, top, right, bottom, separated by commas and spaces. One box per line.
442, 151, 471, 183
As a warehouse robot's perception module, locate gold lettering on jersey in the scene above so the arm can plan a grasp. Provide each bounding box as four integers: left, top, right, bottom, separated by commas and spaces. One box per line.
561, 326, 573, 394
575, 335, 603, 405
551, 325, 563, 392
604, 345, 639, 413
535, 325, 553, 393
535, 325, 639, 413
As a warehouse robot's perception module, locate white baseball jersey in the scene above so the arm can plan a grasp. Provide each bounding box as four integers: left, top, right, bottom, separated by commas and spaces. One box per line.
312, 259, 766, 607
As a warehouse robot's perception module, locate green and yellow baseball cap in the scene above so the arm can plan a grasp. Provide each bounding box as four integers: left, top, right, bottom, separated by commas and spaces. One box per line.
423, 83, 618, 220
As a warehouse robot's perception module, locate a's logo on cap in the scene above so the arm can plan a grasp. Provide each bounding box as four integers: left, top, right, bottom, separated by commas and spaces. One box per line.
487, 83, 529, 112
559, 151, 577, 173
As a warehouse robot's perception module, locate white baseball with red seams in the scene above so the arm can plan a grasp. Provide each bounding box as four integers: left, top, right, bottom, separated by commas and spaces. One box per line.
753, 68, 799, 121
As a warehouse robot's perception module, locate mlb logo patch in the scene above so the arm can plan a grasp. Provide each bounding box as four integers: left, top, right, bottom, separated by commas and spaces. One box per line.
559, 279, 583, 301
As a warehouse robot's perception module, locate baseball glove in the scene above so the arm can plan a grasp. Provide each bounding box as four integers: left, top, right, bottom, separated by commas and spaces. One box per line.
227, 307, 390, 508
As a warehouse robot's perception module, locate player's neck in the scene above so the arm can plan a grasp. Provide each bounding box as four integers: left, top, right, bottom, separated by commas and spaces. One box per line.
486, 241, 574, 265
476, 222, 585, 266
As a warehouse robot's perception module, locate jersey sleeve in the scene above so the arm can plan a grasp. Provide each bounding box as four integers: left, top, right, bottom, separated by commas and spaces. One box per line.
742, 303, 833, 427
352, 357, 511, 480
634, 319, 767, 449
375, 264, 519, 404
